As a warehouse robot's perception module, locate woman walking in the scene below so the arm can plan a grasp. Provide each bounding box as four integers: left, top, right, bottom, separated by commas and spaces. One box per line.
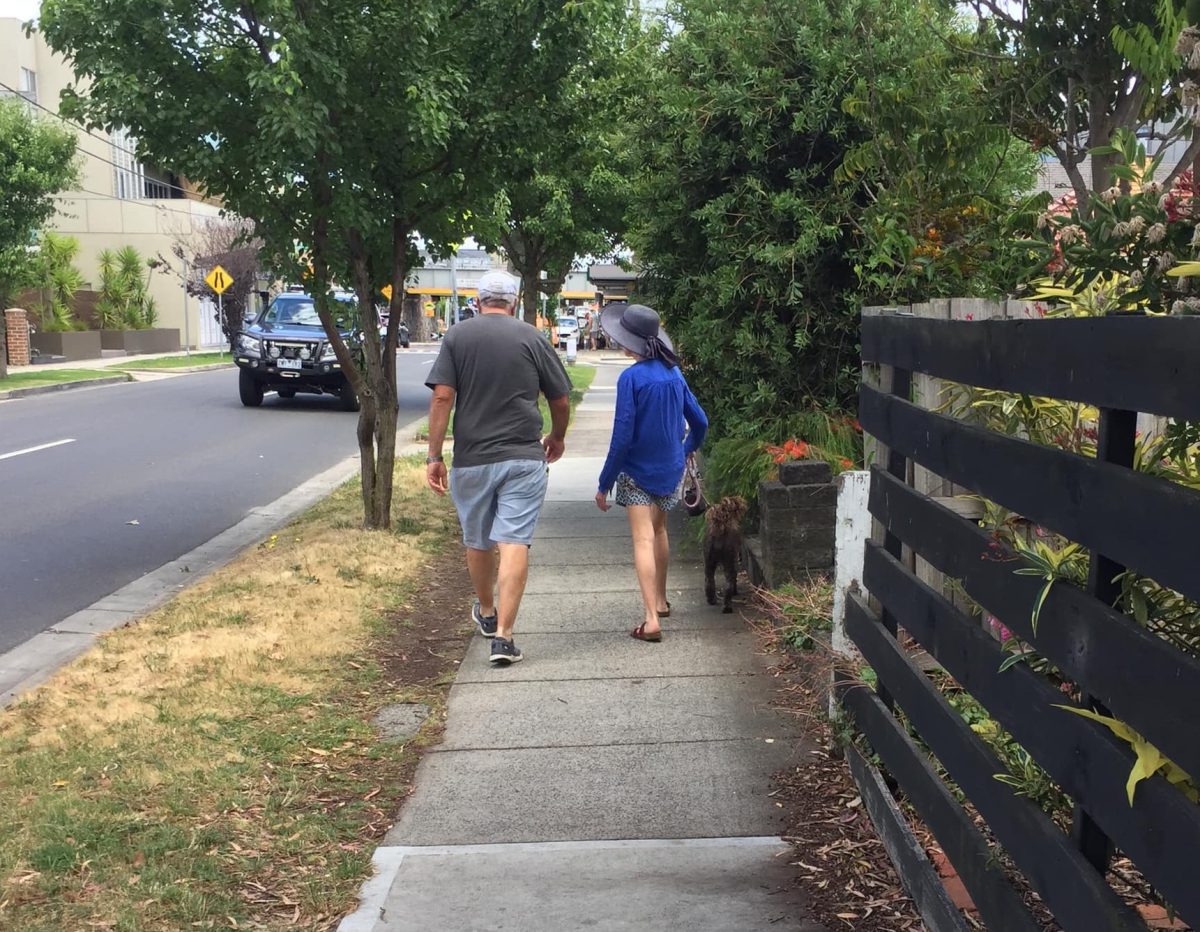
594, 303, 708, 641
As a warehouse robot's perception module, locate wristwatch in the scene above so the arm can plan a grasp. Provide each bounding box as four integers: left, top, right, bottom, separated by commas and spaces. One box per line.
426, 455, 444, 464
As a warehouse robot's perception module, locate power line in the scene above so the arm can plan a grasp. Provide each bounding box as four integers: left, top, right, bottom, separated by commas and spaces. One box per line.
51, 188, 220, 219
0, 79, 202, 200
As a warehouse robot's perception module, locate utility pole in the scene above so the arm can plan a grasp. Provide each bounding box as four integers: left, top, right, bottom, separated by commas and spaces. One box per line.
183, 254, 191, 356
448, 249, 458, 329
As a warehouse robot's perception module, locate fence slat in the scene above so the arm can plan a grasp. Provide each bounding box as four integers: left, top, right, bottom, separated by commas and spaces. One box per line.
867, 466, 1200, 783
859, 385, 1200, 608
845, 595, 1144, 932
844, 744, 973, 932
842, 686, 1041, 932
860, 315, 1200, 421
863, 542, 1200, 926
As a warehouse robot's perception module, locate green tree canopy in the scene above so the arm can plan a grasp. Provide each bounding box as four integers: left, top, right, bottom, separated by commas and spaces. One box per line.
0, 98, 78, 308
473, 14, 636, 324
626, 0, 1038, 440
837, 4, 1037, 303
39, 0, 623, 527
971, 0, 1192, 205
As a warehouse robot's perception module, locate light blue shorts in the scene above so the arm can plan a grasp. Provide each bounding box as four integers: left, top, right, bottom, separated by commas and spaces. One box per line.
449, 459, 549, 550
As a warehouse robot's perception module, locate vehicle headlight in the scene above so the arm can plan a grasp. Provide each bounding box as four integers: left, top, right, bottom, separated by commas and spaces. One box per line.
236, 333, 261, 355
321, 343, 337, 360
268, 344, 281, 359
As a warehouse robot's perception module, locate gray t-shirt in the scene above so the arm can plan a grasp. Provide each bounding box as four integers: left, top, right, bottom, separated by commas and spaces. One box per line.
426, 313, 572, 468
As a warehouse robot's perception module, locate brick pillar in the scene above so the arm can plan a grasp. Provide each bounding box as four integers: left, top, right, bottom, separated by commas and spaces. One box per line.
5, 308, 30, 367
758, 460, 837, 587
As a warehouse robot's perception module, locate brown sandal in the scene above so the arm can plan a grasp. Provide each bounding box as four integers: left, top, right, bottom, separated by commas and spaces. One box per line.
631, 623, 663, 642
657, 602, 671, 618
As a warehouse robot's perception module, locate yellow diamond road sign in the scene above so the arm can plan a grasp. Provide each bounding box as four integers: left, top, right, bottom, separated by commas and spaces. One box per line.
381, 285, 393, 301
205, 265, 233, 295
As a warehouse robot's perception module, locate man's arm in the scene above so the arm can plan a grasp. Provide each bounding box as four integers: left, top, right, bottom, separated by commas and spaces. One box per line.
543, 393, 570, 463
426, 384, 456, 494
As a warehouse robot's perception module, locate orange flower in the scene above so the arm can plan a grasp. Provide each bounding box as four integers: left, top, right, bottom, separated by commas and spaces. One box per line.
840, 458, 853, 469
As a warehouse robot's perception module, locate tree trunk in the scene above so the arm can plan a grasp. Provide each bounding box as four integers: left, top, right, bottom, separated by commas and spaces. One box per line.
1088, 104, 1115, 197
522, 282, 540, 326
348, 234, 405, 531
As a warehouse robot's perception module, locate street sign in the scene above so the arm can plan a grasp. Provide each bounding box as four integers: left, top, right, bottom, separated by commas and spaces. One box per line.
205, 265, 233, 295
381, 285, 393, 301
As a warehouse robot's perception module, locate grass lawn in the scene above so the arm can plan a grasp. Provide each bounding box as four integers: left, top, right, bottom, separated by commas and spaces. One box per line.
0, 369, 129, 392
0, 457, 461, 931
110, 352, 233, 370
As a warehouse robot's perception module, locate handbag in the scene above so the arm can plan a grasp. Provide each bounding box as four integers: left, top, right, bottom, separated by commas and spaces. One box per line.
682, 456, 708, 516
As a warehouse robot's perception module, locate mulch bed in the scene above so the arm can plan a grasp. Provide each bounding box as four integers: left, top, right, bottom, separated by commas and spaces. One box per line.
763, 630, 927, 931
754, 593, 1194, 932
375, 543, 475, 689
326, 543, 473, 857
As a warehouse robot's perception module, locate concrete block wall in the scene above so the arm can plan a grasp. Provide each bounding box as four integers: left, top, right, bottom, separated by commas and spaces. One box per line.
5, 309, 29, 367
758, 460, 837, 587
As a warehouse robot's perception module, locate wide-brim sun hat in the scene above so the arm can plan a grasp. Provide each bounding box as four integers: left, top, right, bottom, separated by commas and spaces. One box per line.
599, 303, 674, 357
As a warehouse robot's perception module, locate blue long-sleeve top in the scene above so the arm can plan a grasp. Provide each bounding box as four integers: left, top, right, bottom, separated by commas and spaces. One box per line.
598, 359, 709, 497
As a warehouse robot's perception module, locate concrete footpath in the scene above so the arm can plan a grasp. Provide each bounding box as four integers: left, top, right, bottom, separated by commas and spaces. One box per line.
339, 361, 825, 932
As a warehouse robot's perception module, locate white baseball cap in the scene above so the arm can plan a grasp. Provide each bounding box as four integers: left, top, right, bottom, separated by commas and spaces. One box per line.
476, 270, 519, 303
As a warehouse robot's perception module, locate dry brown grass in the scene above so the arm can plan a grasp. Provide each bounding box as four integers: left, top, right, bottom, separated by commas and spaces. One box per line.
8, 462, 439, 747
0, 456, 462, 931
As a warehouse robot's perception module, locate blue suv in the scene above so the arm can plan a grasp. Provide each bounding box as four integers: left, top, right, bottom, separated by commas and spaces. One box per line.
234, 291, 363, 410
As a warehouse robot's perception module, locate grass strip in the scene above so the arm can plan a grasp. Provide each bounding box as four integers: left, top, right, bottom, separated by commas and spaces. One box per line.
110, 352, 233, 370
0, 369, 127, 391
0, 456, 460, 931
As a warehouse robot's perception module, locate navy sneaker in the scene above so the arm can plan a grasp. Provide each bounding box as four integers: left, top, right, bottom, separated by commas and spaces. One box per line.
472, 600, 498, 638
489, 637, 524, 665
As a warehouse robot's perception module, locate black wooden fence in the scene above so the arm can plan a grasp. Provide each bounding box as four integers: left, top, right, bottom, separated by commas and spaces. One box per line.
847, 312, 1200, 931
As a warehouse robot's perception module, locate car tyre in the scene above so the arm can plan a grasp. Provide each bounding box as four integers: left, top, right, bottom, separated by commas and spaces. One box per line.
340, 387, 361, 412
277, 388, 296, 399
239, 369, 264, 407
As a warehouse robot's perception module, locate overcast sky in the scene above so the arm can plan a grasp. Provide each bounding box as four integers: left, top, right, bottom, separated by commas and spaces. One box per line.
0, 0, 40, 22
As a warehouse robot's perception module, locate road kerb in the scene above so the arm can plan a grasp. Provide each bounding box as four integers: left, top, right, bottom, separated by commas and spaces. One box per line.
0, 373, 131, 400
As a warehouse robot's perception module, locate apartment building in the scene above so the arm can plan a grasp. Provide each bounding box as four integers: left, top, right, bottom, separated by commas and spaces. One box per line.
0, 17, 226, 345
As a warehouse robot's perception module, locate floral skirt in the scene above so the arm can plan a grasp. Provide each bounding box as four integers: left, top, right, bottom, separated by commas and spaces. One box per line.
615, 472, 682, 511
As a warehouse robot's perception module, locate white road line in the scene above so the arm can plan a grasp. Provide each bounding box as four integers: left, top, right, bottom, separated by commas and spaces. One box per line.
0, 438, 77, 461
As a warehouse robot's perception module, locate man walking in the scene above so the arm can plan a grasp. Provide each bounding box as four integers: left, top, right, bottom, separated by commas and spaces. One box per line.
425, 270, 572, 664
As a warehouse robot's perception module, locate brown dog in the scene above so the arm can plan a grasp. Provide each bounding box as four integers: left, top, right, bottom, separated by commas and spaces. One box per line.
704, 496, 747, 613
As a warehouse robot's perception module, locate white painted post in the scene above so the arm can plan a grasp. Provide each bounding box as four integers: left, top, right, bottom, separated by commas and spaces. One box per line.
830, 470, 871, 719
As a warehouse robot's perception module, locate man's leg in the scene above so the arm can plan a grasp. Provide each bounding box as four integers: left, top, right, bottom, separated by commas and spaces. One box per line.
466, 547, 497, 616
488, 460, 550, 648
448, 464, 500, 635
495, 543, 530, 640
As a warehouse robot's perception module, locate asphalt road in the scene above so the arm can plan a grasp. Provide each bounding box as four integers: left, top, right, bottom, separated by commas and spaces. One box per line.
0, 353, 438, 655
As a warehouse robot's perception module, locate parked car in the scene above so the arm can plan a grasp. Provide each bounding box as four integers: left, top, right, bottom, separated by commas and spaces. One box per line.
233, 291, 363, 411
556, 315, 579, 350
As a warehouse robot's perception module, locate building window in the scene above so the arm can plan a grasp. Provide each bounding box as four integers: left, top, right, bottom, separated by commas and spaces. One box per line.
18, 68, 36, 103
111, 127, 147, 200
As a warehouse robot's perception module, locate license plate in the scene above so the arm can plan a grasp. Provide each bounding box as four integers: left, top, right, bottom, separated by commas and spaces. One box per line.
277, 358, 302, 370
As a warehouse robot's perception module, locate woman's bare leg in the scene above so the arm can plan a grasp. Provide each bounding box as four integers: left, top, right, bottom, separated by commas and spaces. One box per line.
626, 504, 661, 632
652, 506, 670, 614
